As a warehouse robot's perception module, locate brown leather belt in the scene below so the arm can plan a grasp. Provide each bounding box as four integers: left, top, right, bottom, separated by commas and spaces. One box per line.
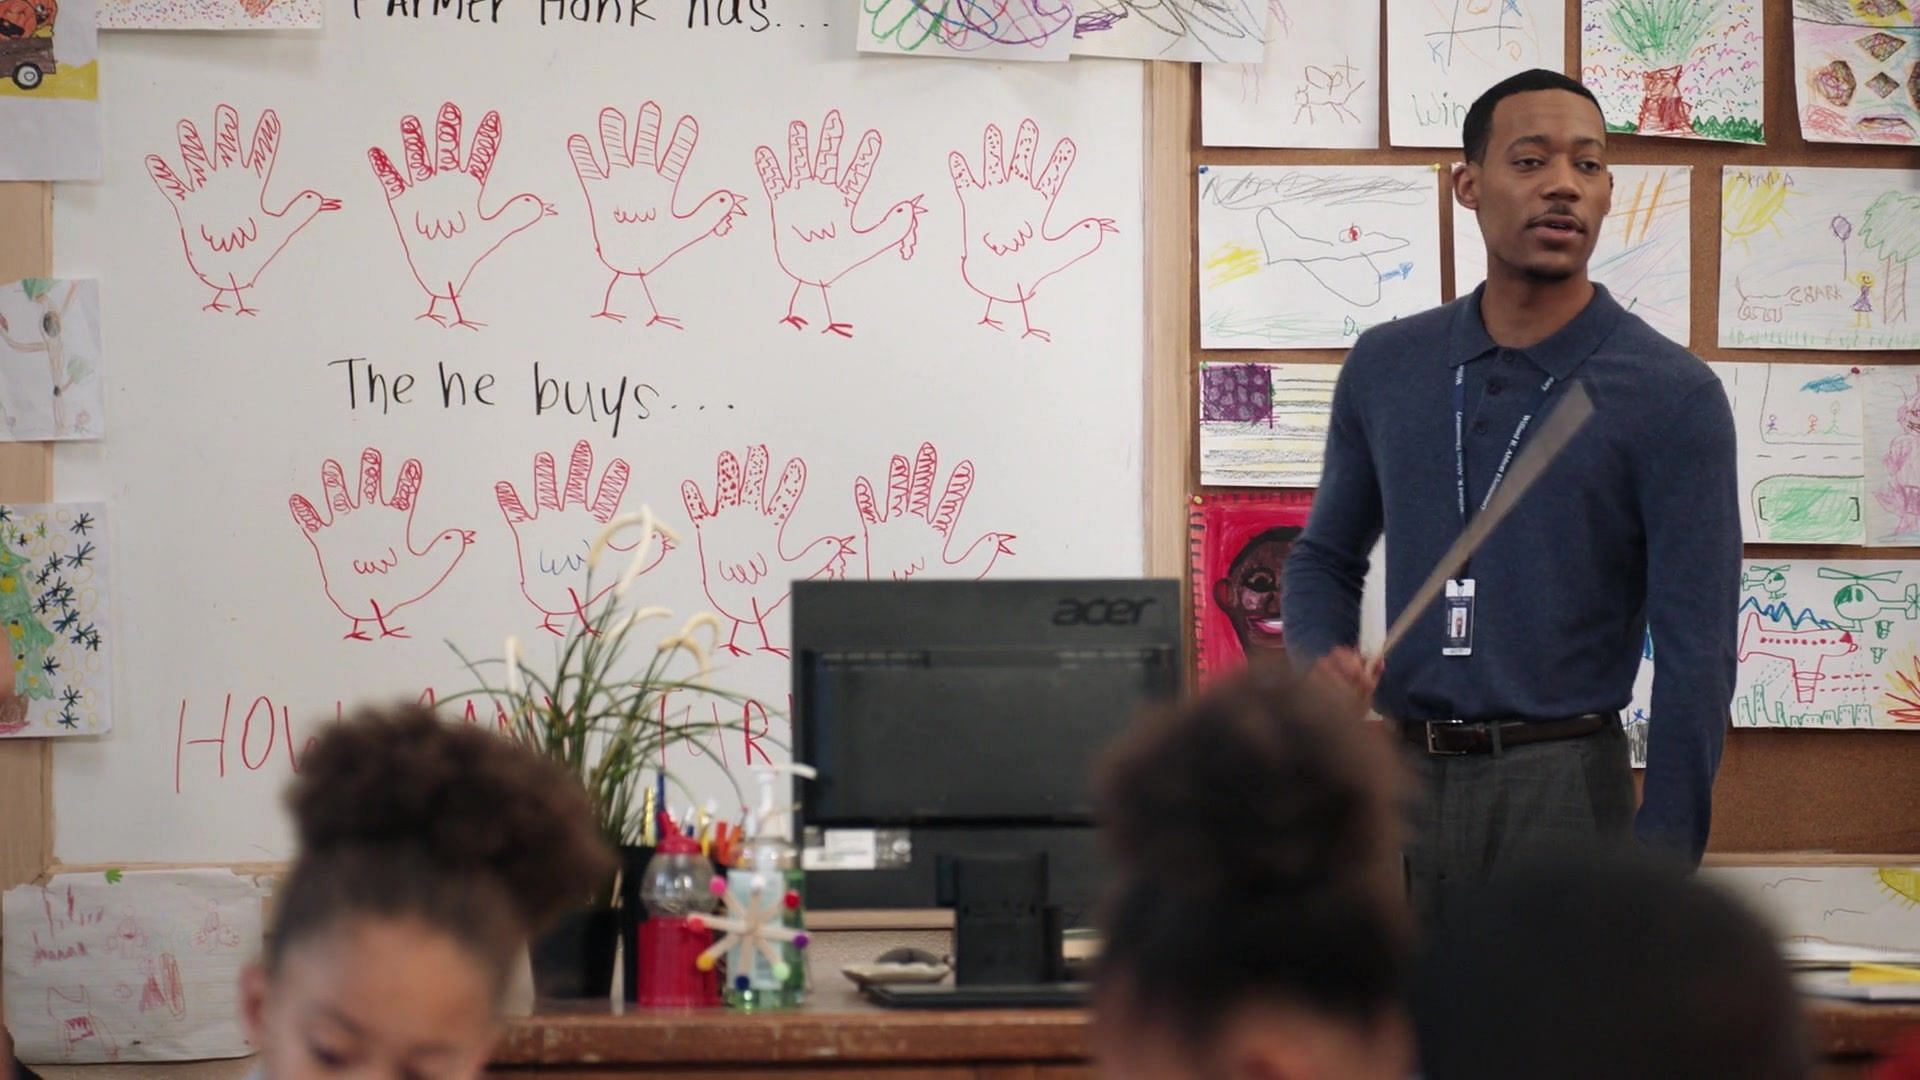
1392, 712, 1616, 756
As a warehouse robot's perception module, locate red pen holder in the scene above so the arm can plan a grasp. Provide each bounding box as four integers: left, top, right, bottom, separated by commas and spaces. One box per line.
637, 915, 721, 1008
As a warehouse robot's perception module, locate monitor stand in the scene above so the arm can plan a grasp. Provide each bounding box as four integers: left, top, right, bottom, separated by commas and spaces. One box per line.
864, 982, 1088, 1009
866, 853, 1086, 1010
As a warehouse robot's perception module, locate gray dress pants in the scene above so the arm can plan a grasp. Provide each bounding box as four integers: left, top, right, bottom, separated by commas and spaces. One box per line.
1403, 717, 1637, 931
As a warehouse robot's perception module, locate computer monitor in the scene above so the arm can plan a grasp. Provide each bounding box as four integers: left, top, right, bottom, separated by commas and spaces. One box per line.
792, 578, 1184, 928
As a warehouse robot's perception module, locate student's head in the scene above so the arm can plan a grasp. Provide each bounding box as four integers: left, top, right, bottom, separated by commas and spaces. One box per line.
1092, 666, 1413, 1080
1455, 69, 1613, 286
1412, 851, 1810, 1080
1212, 526, 1301, 659
243, 705, 614, 1080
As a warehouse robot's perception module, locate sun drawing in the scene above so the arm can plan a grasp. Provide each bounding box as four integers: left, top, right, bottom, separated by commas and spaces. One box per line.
1877, 868, 1920, 909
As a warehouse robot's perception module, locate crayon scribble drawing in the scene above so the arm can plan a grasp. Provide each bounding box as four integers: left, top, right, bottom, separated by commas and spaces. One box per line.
1200, 0, 1381, 148
99, 0, 320, 28
1720, 166, 1920, 351
681, 445, 853, 658
1386, 0, 1564, 147
570, 103, 746, 328
496, 440, 668, 635
1198, 362, 1337, 487
369, 102, 555, 331
146, 106, 339, 316
287, 448, 475, 641
1713, 362, 1865, 545
1581, 0, 1764, 144
1197, 164, 1440, 348
1732, 559, 1920, 730
0, 503, 109, 738
1455, 164, 1692, 344
756, 111, 924, 339
1070, 0, 1267, 61
1, 869, 262, 1063
0, 0, 98, 180
1861, 366, 1920, 547
950, 119, 1115, 342
1793, 0, 1920, 145
0, 278, 101, 440
852, 443, 1015, 581
858, 0, 1074, 60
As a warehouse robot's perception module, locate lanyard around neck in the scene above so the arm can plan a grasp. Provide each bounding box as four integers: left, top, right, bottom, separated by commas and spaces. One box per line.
1452, 362, 1557, 528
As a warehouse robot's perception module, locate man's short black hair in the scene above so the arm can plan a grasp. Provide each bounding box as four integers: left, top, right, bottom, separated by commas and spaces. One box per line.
1462, 69, 1607, 163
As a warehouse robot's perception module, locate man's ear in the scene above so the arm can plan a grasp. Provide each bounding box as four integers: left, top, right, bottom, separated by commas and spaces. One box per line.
1213, 577, 1236, 612
1452, 161, 1479, 213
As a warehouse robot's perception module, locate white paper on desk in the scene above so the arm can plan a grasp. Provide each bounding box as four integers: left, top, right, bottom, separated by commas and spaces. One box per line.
3, 869, 264, 1064
1795, 969, 1920, 1002
1199, 0, 1380, 148
1782, 942, 1920, 969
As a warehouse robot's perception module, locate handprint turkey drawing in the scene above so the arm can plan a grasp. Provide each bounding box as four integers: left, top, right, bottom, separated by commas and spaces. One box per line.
755, 110, 925, 338
368, 102, 555, 330
288, 448, 475, 641
950, 119, 1114, 342
497, 440, 669, 635
145, 105, 340, 316
570, 102, 747, 328
682, 445, 853, 658
852, 443, 1015, 581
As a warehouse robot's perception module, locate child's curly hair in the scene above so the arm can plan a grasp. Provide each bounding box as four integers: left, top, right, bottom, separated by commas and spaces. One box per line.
1093, 663, 1411, 1044
265, 703, 614, 992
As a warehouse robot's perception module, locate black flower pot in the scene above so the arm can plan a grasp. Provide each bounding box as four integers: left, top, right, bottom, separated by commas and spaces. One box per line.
531, 906, 618, 1000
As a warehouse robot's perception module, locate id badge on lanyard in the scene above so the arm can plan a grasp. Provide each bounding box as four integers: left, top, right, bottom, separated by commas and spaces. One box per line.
1450, 364, 1555, 658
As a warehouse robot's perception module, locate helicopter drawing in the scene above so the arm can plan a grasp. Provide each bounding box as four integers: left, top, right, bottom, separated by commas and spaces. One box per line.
1816, 567, 1920, 634
1743, 564, 1789, 599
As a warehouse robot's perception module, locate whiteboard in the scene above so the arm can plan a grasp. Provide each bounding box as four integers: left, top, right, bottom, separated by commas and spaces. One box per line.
51, 6, 1145, 863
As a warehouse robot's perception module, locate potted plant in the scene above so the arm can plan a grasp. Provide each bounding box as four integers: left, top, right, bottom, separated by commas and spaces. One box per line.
455, 506, 778, 1000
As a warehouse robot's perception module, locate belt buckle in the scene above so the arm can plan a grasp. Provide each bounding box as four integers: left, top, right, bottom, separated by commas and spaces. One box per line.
1424, 720, 1470, 756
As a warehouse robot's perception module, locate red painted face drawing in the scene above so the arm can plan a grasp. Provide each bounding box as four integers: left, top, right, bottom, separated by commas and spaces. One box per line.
1211, 528, 1299, 659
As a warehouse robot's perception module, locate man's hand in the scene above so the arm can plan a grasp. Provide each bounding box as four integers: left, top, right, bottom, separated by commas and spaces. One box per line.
1311, 646, 1384, 710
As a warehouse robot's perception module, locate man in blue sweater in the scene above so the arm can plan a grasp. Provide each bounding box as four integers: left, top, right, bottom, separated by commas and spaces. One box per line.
1283, 69, 1740, 928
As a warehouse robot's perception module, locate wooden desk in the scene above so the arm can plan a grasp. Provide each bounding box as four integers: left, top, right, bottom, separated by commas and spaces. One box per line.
491, 988, 1917, 1079
491, 984, 1090, 1078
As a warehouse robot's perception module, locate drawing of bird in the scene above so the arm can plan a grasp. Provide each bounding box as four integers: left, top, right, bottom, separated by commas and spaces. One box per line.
496, 440, 671, 636
949, 119, 1115, 342
853, 442, 1015, 581
368, 102, 555, 330
145, 106, 340, 316
570, 102, 747, 328
681, 445, 853, 657
288, 448, 476, 641
1255, 210, 1409, 307
755, 110, 925, 338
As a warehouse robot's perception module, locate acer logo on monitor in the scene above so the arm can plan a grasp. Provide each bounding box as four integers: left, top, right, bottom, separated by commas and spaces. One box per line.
1052, 597, 1158, 627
